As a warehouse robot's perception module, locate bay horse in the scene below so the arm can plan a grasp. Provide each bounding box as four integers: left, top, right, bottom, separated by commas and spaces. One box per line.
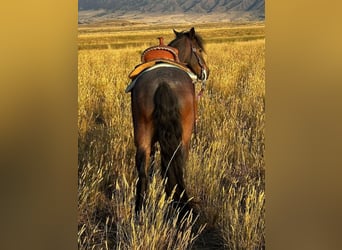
129, 27, 209, 216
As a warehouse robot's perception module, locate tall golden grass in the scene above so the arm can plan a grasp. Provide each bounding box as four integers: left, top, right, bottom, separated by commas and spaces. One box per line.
78, 22, 265, 249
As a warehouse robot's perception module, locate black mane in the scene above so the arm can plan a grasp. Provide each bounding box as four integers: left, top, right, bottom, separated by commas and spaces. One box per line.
184, 30, 205, 51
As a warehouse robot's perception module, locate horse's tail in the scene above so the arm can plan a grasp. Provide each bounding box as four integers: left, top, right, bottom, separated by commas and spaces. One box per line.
153, 82, 190, 208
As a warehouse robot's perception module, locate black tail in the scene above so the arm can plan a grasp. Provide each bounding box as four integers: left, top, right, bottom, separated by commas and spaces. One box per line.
153, 82, 190, 210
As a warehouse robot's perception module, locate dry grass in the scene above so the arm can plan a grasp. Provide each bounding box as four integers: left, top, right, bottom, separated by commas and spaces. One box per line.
78, 22, 265, 249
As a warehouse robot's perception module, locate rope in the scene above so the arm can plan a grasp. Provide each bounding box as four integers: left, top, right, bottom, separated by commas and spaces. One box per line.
163, 142, 182, 180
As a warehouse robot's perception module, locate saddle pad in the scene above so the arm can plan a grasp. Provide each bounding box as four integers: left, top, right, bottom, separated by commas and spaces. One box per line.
128, 61, 157, 79
129, 60, 193, 79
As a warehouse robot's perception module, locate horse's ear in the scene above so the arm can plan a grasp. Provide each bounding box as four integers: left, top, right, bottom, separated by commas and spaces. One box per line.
173, 29, 180, 37
189, 27, 196, 39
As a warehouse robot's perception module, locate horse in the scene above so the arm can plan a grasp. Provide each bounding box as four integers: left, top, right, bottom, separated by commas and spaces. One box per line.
129, 27, 209, 216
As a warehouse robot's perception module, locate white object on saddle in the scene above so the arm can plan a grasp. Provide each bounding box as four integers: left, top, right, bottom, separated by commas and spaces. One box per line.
125, 63, 198, 93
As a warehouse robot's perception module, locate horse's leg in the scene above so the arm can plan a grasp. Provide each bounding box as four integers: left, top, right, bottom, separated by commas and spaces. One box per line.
175, 97, 198, 214
134, 121, 153, 214
181, 100, 196, 162
149, 143, 157, 179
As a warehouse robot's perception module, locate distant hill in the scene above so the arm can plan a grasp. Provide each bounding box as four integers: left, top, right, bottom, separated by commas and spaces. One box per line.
78, 0, 264, 15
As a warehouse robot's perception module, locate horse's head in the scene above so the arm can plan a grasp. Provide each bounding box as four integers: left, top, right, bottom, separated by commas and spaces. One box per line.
169, 27, 209, 81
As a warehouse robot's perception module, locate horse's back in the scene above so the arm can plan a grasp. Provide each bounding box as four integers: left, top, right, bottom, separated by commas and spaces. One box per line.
133, 67, 194, 93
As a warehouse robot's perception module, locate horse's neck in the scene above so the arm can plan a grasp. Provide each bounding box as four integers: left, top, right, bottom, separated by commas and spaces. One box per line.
169, 38, 190, 63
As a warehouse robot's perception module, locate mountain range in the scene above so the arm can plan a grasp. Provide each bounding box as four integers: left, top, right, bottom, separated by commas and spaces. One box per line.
79, 0, 264, 15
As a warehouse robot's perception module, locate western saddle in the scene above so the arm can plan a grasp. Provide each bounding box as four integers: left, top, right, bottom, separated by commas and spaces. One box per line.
128, 37, 192, 79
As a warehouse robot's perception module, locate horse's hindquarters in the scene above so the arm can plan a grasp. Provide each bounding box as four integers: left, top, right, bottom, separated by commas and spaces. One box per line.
131, 66, 196, 215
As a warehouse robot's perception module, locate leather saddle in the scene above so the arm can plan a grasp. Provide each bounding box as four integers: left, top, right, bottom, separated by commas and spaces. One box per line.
126, 37, 197, 93
128, 37, 191, 79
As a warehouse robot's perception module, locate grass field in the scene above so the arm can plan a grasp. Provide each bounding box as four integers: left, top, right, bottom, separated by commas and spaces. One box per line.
78, 21, 265, 249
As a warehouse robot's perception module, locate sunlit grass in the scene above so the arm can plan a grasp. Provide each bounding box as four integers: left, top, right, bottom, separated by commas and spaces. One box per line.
78, 22, 264, 50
